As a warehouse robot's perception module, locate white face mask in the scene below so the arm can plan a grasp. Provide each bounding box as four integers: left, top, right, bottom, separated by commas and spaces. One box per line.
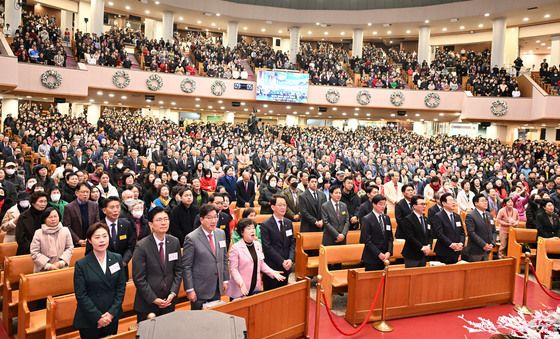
172, 175, 179, 181
132, 210, 143, 219
27, 182, 36, 190
50, 194, 61, 202
269, 181, 277, 188
5, 169, 15, 175
124, 198, 135, 207
116, 164, 123, 169
19, 200, 30, 208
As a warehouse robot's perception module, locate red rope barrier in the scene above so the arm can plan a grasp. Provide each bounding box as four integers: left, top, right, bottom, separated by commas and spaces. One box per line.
528, 262, 560, 301
319, 275, 385, 336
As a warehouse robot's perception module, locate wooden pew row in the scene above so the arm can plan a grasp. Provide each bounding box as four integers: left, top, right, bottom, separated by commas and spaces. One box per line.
318, 240, 407, 308
535, 237, 560, 289
345, 258, 516, 326
507, 227, 538, 273
3, 247, 85, 336
0, 242, 17, 291
295, 230, 361, 280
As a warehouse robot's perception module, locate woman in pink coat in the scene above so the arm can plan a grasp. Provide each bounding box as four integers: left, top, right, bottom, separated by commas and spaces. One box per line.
228, 218, 285, 299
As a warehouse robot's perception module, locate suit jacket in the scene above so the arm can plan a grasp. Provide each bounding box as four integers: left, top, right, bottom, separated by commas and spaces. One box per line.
132, 234, 183, 313
73, 251, 126, 329
536, 211, 560, 238
261, 216, 296, 272
227, 240, 275, 299
124, 156, 143, 173
394, 198, 413, 239
71, 155, 89, 170
321, 201, 350, 246
298, 189, 327, 232
182, 227, 229, 300
402, 213, 433, 260
432, 209, 465, 260
383, 181, 403, 206
107, 218, 137, 265
427, 204, 443, 225
360, 212, 394, 266
464, 210, 497, 258
63, 200, 100, 245
235, 180, 256, 207
282, 187, 303, 221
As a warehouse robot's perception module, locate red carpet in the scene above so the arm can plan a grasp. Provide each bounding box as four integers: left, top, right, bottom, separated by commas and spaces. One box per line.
308, 275, 559, 339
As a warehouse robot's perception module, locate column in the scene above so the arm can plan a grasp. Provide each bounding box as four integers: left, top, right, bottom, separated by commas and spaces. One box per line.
412, 121, 427, 136
162, 11, 174, 43
224, 112, 235, 124
285, 114, 299, 127
57, 103, 70, 116
417, 26, 431, 65
491, 17, 506, 68
87, 104, 101, 126
73, 104, 85, 118
4, 0, 22, 33
504, 27, 519, 68
226, 21, 238, 49
77, 1, 91, 33
352, 29, 364, 58
1, 99, 18, 132
551, 35, 560, 68
347, 118, 359, 131
60, 10, 74, 43
289, 26, 301, 65
90, 0, 104, 36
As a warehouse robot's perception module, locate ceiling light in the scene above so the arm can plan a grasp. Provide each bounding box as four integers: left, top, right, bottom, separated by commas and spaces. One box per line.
544, 14, 550, 19
241, 102, 246, 106
548, 46, 551, 49
484, 13, 490, 17
442, 27, 447, 32
195, 104, 200, 108
390, 113, 395, 117
354, 113, 359, 116
309, 106, 314, 110
103, 101, 109, 104
211, 23, 216, 27
108, 93, 115, 98
541, 43, 546, 46
97, 91, 103, 95
318, 112, 322, 115
424, 20, 430, 24
354, 108, 360, 111
107, 1, 114, 5
263, 104, 268, 108
278, 30, 283, 34
342, 112, 347, 116
179, 17, 184, 21
265, 20, 272, 24
293, 111, 298, 114
243, 108, 248, 111
125, 5, 131, 10
367, 22, 372, 26
389, 40, 393, 44
307, 31, 312, 35
324, 31, 328, 35
261, 28, 266, 32
415, 113, 420, 117
536, 40, 541, 43
460, 25, 465, 30
340, 32, 345, 36
306, 112, 310, 115
220, 106, 225, 110
523, 17, 529, 21
171, 102, 176, 105
286, 106, 291, 109
89, 99, 95, 103
243, 26, 248, 30
121, 95, 127, 100
332, 107, 337, 111
159, 100, 164, 104
145, 10, 150, 14
315, 22, 320, 26
387, 30, 392, 34
478, 23, 484, 28
216, 13, 221, 16
434, 118, 438, 121
372, 31, 378, 35
217, 100, 223, 104
439, 113, 444, 116
155, 0, 160, 4
406, 30, 411, 34
197, 20, 202, 24
268, 110, 273, 113
366, 113, 371, 117
207, 105, 213, 109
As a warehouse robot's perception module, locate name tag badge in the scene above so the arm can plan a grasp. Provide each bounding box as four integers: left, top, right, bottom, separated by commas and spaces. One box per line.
456, 221, 462, 228
219, 240, 226, 248
109, 263, 120, 274
490, 219, 494, 225
168, 252, 178, 261
286, 229, 293, 237
119, 234, 127, 240
427, 224, 431, 230
385, 225, 391, 231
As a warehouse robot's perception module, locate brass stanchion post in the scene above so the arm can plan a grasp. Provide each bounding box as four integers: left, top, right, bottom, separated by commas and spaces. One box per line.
514, 252, 533, 315
314, 275, 323, 339
373, 260, 393, 332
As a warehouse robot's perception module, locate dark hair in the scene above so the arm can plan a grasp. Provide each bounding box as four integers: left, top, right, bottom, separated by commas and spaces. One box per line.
431, 176, 441, 184
157, 184, 170, 196
411, 195, 425, 206
103, 196, 121, 209
329, 185, 342, 195
343, 176, 353, 183
86, 222, 109, 240
209, 192, 223, 203
242, 207, 256, 218
75, 182, 91, 192
178, 187, 193, 197
30, 191, 48, 204
401, 183, 414, 193
270, 194, 286, 206
199, 204, 218, 218
440, 192, 453, 204
308, 174, 318, 181
65, 172, 78, 181
461, 180, 470, 189
372, 194, 386, 205
472, 194, 486, 204
40, 207, 60, 224
502, 197, 512, 205
236, 218, 256, 237
147, 206, 168, 222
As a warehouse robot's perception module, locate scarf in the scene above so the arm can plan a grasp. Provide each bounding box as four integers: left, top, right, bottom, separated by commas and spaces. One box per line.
41, 222, 63, 258
429, 182, 441, 192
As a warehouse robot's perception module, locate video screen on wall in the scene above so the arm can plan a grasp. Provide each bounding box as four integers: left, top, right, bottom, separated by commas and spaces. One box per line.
256, 70, 309, 103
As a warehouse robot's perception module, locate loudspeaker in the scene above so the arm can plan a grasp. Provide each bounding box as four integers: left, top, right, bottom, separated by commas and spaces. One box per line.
397, 110, 406, 116
54, 98, 66, 104
275, 39, 281, 47
129, 15, 141, 22
479, 122, 491, 128
540, 128, 546, 140
555, 129, 560, 141
137, 311, 247, 339
103, 14, 109, 25
145, 95, 155, 101
232, 102, 241, 107
319, 107, 327, 113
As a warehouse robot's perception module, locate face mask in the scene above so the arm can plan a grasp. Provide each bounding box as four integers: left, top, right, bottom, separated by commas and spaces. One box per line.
51, 194, 61, 202
269, 181, 277, 188
172, 175, 179, 181
132, 210, 143, 219
0, 195, 4, 200
290, 182, 298, 189
27, 182, 36, 190
116, 164, 123, 169
5, 169, 15, 175
124, 198, 135, 207
19, 200, 30, 208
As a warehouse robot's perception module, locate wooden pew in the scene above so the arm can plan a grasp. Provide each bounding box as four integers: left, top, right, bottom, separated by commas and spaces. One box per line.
254, 214, 272, 224
0, 242, 18, 291
18, 268, 76, 339
295, 230, 361, 280
345, 258, 516, 325
507, 228, 538, 273
293, 221, 300, 235
535, 237, 560, 289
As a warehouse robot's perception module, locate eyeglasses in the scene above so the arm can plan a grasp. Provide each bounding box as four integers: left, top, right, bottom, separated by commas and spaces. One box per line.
153, 217, 169, 222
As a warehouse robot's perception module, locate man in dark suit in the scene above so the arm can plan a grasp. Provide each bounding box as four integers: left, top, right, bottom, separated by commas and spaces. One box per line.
298, 175, 327, 232
401, 196, 433, 268
63, 183, 100, 246
463, 194, 497, 262
133, 207, 183, 321
395, 184, 415, 239
235, 170, 256, 208
182, 204, 229, 310
261, 195, 295, 290
186, 150, 201, 173
341, 176, 361, 230
178, 154, 190, 175
71, 148, 89, 171
282, 175, 303, 221
360, 195, 394, 271
427, 192, 443, 225
432, 193, 465, 264
321, 186, 350, 246
357, 185, 379, 222
124, 149, 143, 174
99, 151, 114, 173
103, 197, 136, 277
193, 193, 232, 246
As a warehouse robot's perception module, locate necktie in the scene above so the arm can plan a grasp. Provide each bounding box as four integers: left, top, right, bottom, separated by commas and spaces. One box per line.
419, 216, 426, 233
158, 242, 165, 268
278, 219, 284, 232
335, 202, 340, 217
208, 233, 215, 255
105, 160, 109, 168
293, 192, 298, 204
245, 182, 248, 192
312, 192, 317, 201
378, 215, 385, 233
450, 213, 455, 226
111, 223, 117, 247
483, 212, 490, 226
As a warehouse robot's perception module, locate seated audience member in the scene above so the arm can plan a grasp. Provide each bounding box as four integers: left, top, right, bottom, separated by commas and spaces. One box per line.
30, 207, 73, 272
536, 200, 560, 238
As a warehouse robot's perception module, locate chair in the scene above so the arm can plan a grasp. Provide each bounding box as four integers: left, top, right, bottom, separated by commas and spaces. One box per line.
535, 237, 560, 289
507, 228, 538, 273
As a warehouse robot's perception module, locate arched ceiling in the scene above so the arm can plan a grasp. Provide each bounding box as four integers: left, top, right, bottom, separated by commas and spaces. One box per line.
222, 0, 467, 11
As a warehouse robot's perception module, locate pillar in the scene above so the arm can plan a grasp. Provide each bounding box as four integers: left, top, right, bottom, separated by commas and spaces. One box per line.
545, 128, 557, 143
352, 29, 364, 58
57, 103, 70, 116
90, 0, 104, 36
551, 35, 560, 68
418, 26, 431, 65
87, 104, 101, 126
413, 121, 427, 136
73, 104, 85, 118
285, 114, 299, 127
289, 26, 301, 65
504, 27, 519, 68
491, 17, 506, 68
77, 1, 91, 33
4, 0, 22, 34
224, 112, 235, 124
162, 11, 174, 43
1, 99, 18, 132
226, 21, 238, 49
347, 118, 359, 131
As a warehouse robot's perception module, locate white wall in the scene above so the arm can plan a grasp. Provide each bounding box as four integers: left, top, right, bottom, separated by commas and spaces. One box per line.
285, 114, 299, 126
76, 1, 91, 33
145, 19, 163, 40
521, 54, 551, 71
87, 104, 100, 125
449, 122, 478, 137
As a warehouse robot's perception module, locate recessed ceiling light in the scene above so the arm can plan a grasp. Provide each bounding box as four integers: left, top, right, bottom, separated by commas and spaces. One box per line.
121, 95, 127, 99
434, 118, 438, 121
354, 108, 359, 111
211, 23, 216, 27
389, 40, 393, 44
220, 106, 225, 110
547, 46, 551, 49
145, 10, 150, 14
263, 104, 268, 108
406, 30, 411, 34
484, 13, 490, 17
541, 43, 546, 46
293, 111, 298, 114
536, 40, 541, 43
241, 102, 246, 106
108, 93, 115, 98
155, 0, 160, 4
103, 101, 109, 104
478, 23, 484, 28
340, 32, 345, 36
424, 20, 430, 24
179, 17, 184, 21
207, 105, 213, 109
318, 112, 322, 115
442, 27, 447, 32
324, 31, 328, 35
415, 113, 420, 117
216, 13, 221, 16
286, 106, 291, 109
158, 100, 164, 104
268, 110, 273, 113
309, 106, 314, 110
544, 14, 550, 18
217, 100, 223, 103
243, 108, 248, 111
107, 1, 114, 5
171, 102, 176, 105
89, 99, 95, 103
390, 113, 396, 117
315, 22, 320, 26
243, 27, 248, 30
197, 20, 202, 24
125, 5, 131, 10
372, 31, 378, 35
523, 17, 529, 21
97, 91, 103, 95
332, 107, 337, 111
342, 112, 347, 116
459, 25, 465, 30
354, 113, 359, 116
439, 113, 444, 116
367, 22, 372, 26
307, 31, 312, 35
387, 30, 392, 35
306, 112, 310, 115
366, 113, 371, 117
278, 30, 283, 34
261, 28, 266, 32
